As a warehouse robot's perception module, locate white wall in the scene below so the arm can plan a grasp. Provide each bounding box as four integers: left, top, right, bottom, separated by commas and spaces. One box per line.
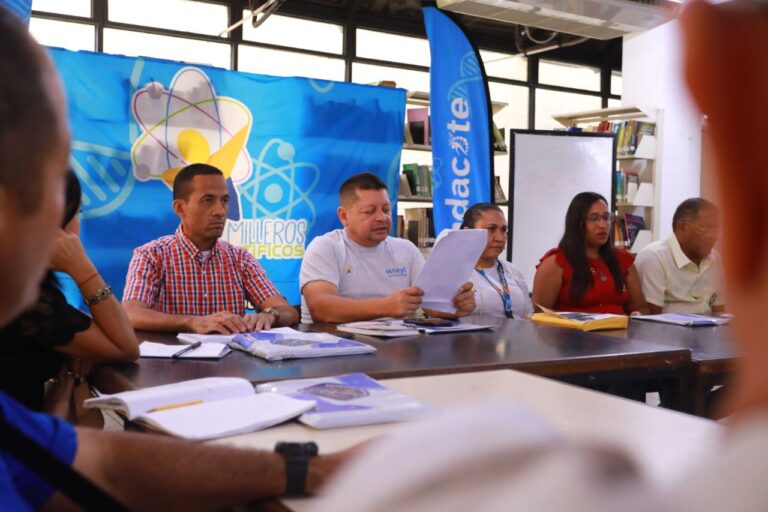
622, 21, 703, 240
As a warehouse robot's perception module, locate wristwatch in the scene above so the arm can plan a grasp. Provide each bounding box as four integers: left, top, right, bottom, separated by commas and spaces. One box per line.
262, 307, 280, 323
275, 442, 319, 496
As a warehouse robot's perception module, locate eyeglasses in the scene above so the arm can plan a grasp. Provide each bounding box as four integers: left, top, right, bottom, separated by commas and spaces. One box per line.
585, 212, 615, 223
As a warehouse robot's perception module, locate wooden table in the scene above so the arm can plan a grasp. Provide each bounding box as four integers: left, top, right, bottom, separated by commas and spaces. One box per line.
99, 320, 692, 409
602, 320, 737, 415
214, 370, 722, 511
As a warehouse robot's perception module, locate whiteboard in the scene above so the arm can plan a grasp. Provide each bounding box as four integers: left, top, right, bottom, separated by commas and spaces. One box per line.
509, 131, 614, 288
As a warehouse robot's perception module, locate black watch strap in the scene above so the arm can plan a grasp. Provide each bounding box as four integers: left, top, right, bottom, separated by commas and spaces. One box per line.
275, 442, 318, 496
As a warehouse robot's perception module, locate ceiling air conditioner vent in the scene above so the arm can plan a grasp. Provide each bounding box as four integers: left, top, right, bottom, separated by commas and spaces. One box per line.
436, 0, 680, 40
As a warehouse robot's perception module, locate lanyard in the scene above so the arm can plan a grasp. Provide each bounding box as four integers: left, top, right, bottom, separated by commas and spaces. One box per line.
475, 260, 514, 318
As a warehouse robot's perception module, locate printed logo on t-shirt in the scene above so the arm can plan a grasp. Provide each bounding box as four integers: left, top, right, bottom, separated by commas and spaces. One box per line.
385, 267, 408, 278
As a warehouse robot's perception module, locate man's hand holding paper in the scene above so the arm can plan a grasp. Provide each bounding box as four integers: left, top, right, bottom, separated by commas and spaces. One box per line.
414, 229, 486, 316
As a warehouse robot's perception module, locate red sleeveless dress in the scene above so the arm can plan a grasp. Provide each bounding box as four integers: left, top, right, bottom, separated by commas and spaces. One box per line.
537, 247, 635, 314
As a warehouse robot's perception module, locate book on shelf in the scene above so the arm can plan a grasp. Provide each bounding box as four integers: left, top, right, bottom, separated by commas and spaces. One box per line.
417, 164, 432, 197
403, 207, 434, 247
632, 313, 731, 327
396, 214, 405, 238
494, 175, 507, 202
407, 108, 430, 145
83, 377, 316, 440
402, 163, 420, 197
492, 122, 507, 152
399, 174, 413, 198
623, 213, 645, 245
531, 305, 628, 331
256, 373, 434, 429
370, 80, 397, 88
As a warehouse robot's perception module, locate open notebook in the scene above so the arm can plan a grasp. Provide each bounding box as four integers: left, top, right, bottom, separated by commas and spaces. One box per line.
83, 377, 314, 440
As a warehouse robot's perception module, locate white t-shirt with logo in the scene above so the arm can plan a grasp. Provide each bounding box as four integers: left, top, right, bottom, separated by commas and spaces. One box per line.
300, 229, 425, 323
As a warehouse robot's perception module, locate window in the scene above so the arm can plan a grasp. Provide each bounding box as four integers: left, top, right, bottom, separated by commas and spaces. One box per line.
608, 98, 622, 109
242, 13, 343, 55
539, 60, 601, 92
239, 46, 344, 81
535, 89, 601, 130
356, 29, 430, 67
32, 0, 91, 17
351, 63, 429, 93
29, 18, 95, 51
489, 81, 529, 131
611, 71, 622, 96
108, 0, 228, 37
480, 50, 527, 81
103, 29, 231, 69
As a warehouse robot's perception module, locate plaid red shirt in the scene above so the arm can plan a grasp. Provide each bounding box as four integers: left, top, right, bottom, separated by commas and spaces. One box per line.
123, 227, 278, 316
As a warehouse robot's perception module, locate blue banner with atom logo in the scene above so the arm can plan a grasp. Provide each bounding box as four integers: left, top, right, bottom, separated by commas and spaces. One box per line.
50, 48, 406, 305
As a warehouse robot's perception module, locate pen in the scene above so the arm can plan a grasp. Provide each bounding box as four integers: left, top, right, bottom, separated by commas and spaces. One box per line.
172, 341, 202, 359
148, 400, 204, 413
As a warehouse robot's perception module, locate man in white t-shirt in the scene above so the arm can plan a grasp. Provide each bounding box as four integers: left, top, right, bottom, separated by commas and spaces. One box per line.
300, 173, 475, 323
635, 198, 725, 315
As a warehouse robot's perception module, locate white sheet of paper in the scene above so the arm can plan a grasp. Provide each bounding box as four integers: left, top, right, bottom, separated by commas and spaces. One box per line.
139, 341, 230, 359
413, 229, 487, 312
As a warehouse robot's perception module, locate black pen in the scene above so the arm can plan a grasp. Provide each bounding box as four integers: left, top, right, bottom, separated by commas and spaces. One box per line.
172, 341, 202, 359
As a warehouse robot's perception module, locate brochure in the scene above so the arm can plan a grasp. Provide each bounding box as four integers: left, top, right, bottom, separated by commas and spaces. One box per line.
228, 327, 376, 361
257, 373, 434, 429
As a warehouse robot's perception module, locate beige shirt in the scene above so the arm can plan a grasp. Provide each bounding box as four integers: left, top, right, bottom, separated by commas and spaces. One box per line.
634, 234, 724, 314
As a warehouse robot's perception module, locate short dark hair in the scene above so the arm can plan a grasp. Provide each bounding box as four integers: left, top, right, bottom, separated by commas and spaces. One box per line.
672, 197, 718, 230
460, 203, 503, 229
0, 6, 61, 212
172, 163, 224, 200
339, 172, 387, 206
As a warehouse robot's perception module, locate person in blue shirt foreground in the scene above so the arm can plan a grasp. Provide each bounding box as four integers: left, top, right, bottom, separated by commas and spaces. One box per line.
0, 6, 353, 510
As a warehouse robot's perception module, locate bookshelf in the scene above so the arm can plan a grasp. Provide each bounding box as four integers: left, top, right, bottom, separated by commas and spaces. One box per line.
554, 106, 662, 253
397, 90, 510, 249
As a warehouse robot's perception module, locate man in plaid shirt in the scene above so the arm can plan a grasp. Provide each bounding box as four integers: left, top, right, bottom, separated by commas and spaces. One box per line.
123, 164, 298, 333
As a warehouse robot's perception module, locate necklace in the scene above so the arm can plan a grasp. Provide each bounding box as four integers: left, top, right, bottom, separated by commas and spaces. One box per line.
590, 266, 608, 282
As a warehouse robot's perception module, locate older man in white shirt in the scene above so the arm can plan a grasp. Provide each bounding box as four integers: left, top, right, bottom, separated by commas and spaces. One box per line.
635, 198, 725, 315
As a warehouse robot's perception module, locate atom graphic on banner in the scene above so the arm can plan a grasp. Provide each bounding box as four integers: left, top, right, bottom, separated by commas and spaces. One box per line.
130, 67, 253, 220
239, 139, 320, 227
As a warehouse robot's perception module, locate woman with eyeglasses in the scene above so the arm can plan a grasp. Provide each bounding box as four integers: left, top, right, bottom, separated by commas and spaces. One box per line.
460, 203, 532, 323
532, 192, 649, 315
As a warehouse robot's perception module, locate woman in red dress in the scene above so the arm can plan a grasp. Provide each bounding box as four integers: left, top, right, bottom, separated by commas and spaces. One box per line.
532, 192, 648, 315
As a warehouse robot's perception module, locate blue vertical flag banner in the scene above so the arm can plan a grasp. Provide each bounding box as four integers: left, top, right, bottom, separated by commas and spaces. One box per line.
423, 5, 493, 233
49, 48, 405, 305
0, 0, 32, 22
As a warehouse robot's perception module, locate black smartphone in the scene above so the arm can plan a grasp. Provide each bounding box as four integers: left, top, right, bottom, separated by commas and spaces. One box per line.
403, 318, 458, 328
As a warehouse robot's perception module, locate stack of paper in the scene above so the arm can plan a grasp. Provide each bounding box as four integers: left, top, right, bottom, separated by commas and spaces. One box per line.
257, 373, 434, 429
632, 313, 731, 327
337, 319, 493, 338
83, 377, 314, 440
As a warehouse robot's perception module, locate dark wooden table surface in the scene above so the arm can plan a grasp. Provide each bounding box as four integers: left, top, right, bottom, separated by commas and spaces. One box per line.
602, 319, 738, 415
97, 319, 692, 409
